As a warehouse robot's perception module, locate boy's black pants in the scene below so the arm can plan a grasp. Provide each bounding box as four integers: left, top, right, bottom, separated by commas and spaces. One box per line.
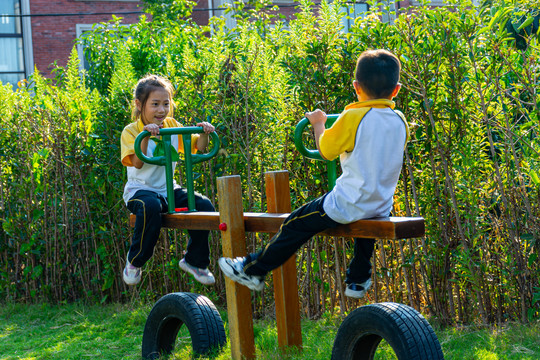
126, 188, 215, 269
243, 195, 375, 284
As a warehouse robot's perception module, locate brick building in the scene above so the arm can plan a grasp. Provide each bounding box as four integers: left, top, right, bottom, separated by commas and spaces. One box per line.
2, 0, 147, 87
1, 0, 469, 89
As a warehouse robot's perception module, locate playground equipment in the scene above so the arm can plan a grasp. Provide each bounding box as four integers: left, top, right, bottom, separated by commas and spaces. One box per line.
133, 123, 443, 359
294, 114, 339, 189
133, 127, 220, 213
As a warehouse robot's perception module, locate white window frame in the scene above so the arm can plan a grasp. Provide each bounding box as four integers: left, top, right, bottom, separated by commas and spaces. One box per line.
73, 0, 139, 2
341, 2, 369, 33
76, 24, 95, 72
380, 0, 396, 24
0, 0, 33, 87
77, 23, 134, 72
21, 0, 33, 79
410, 1, 446, 5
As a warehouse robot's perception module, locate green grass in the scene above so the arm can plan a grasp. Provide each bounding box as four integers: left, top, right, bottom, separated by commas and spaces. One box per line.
1, 302, 539, 359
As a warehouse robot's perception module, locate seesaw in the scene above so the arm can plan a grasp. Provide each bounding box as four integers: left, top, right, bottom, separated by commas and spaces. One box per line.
132, 121, 443, 359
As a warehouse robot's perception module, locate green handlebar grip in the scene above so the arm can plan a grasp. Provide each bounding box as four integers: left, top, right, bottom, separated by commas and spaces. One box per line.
293, 114, 339, 160
134, 127, 220, 165
293, 114, 339, 190
133, 126, 220, 213
294, 118, 323, 160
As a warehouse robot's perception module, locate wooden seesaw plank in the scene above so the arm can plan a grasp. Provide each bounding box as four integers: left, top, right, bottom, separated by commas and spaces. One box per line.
129, 212, 425, 240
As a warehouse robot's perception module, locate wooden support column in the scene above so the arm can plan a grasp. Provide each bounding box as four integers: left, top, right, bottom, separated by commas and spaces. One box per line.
217, 175, 256, 360
265, 171, 303, 350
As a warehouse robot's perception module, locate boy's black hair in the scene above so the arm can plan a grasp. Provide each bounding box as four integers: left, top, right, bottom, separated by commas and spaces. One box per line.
355, 49, 401, 99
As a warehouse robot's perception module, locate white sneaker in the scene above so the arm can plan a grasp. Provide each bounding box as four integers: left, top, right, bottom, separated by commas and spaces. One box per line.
123, 261, 141, 286
179, 258, 216, 285
218, 257, 265, 291
344, 278, 372, 299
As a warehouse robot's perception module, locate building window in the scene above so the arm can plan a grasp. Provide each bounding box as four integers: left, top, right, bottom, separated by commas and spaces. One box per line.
410, 0, 446, 5
76, 23, 132, 72
342, 2, 369, 33
380, 0, 396, 24
0, 0, 32, 90
73, 0, 140, 2
0, 0, 24, 88
76, 24, 95, 72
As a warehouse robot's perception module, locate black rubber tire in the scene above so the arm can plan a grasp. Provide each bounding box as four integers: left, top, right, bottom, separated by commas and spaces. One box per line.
331, 302, 444, 360
142, 292, 226, 359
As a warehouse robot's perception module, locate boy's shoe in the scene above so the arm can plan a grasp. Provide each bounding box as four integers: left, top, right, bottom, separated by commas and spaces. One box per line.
123, 261, 141, 286
218, 257, 265, 291
179, 258, 216, 285
345, 278, 372, 299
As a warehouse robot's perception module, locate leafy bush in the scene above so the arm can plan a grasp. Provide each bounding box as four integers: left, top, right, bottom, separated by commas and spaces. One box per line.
0, 0, 539, 325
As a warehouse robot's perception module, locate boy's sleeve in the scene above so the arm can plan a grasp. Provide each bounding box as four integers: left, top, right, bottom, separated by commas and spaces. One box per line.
319, 110, 363, 160
393, 109, 410, 145
120, 126, 137, 167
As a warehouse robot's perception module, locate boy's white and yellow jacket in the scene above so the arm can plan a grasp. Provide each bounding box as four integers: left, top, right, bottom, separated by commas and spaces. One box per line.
319, 99, 409, 224
120, 117, 199, 204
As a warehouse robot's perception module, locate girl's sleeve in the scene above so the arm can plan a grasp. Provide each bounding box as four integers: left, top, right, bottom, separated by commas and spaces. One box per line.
121, 126, 137, 167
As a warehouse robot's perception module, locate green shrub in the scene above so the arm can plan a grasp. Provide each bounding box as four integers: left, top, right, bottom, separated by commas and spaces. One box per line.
0, 0, 538, 325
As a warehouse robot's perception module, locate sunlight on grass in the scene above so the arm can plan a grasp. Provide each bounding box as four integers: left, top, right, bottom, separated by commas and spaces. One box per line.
0, 302, 145, 360
0, 324, 16, 339
1, 303, 539, 360
474, 348, 499, 359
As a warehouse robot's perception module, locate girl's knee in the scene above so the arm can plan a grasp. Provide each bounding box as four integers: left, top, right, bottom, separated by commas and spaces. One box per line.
138, 198, 162, 216
196, 196, 215, 212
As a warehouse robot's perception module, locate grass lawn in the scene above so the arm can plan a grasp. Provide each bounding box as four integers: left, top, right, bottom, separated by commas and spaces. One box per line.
1, 301, 539, 359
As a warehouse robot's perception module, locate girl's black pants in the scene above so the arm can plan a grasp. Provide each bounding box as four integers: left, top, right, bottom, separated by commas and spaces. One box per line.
126, 188, 214, 269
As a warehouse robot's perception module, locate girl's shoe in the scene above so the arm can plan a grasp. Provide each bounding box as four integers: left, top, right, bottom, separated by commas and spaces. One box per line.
179, 258, 216, 285
123, 262, 141, 286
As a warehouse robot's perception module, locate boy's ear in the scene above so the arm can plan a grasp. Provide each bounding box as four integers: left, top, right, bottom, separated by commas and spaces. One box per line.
353, 80, 362, 95
391, 83, 402, 98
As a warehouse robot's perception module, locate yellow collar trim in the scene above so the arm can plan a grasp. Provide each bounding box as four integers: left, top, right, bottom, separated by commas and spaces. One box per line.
345, 99, 395, 110
136, 119, 145, 132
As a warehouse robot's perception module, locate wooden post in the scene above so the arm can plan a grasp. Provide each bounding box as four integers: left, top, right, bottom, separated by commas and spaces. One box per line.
265, 171, 303, 350
217, 175, 256, 360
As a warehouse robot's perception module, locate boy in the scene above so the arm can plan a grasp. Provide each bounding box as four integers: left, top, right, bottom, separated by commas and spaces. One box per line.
219, 49, 409, 298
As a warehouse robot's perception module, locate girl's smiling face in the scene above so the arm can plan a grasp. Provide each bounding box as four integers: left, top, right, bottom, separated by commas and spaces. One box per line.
136, 88, 171, 126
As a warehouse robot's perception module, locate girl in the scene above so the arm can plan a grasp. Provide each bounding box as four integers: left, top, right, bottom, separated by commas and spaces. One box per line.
120, 74, 216, 286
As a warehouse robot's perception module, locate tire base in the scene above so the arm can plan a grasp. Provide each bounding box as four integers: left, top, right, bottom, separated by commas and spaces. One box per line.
142, 292, 226, 359
331, 302, 444, 360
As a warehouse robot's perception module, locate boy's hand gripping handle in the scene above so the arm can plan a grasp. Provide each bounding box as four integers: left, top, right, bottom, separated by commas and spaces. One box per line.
294, 114, 339, 190
134, 127, 220, 213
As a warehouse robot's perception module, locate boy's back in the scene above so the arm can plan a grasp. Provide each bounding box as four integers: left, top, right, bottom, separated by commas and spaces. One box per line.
321, 100, 408, 223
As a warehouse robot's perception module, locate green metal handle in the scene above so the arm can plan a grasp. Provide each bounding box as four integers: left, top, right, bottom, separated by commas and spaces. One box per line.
294, 114, 339, 190
134, 127, 220, 213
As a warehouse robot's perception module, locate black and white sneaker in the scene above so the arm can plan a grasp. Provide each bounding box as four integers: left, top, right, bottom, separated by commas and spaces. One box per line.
218, 257, 265, 291
345, 278, 372, 299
